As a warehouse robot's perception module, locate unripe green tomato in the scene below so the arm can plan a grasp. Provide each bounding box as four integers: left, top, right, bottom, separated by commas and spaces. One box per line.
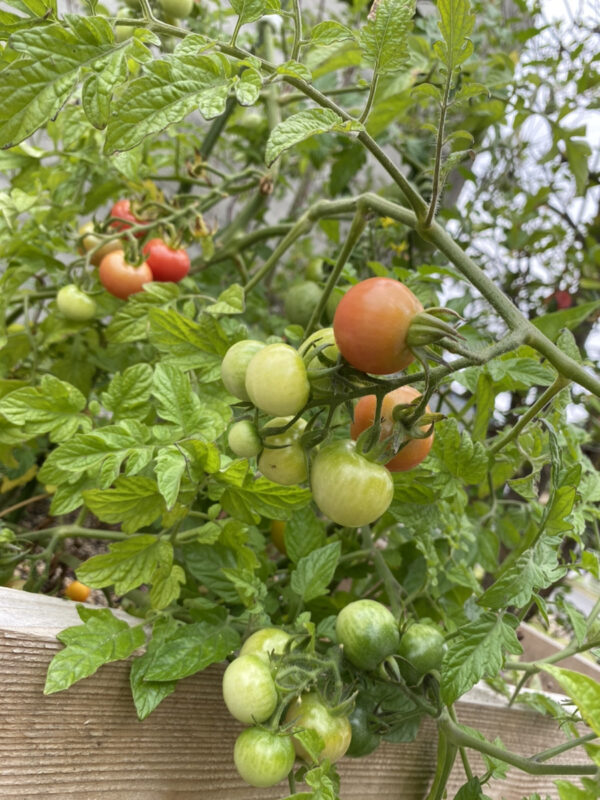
298, 328, 339, 393
258, 416, 307, 486
114, 9, 134, 42
284, 281, 323, 327
245, 343, 310, 417
222, 654, 278, 724
240, 628, 292, 663
285, 693, 351, 763
221, 339, 265, 401
336, 599, 400, 671
56, 285, 97, 322
159, 0, 193, 18
398, 623, 445, 678
346, 700, 381, 758
305, 257, 325, 282
310, 440, 394, 528
234, 728, 295, 789
228, 420, 261, 458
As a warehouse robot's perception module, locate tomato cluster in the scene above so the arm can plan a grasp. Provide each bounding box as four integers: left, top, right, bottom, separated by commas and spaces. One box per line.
222, 627, 352, 789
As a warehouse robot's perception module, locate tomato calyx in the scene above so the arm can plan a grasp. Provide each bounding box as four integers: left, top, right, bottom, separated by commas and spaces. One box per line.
405, 307, 465, 349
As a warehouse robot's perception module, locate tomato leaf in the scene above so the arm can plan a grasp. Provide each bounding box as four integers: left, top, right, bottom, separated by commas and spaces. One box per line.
83, 476, 166, 533
541, 666, 600, 737
101, 363, 154, 420
230, 0, 280, 27
285, 505, 326, 564
265, 108, 362, 167
310, 21, 356, 47
434, 0, 475, 72
359, 0, 415, 75
290, 541, 341, 602
532, 300, 600, 341
130, 617, 179, 720
143, 620, 240, 681
434, 418, 488, 483
44, 606, 145, 694
148, 307, 232, 377
77, 534, 169, 593
441, 612, 522, 705
215, 475, 312, 524
235, 68, 262, 106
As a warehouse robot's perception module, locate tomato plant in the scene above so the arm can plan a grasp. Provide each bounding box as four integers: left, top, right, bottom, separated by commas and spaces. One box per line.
285, 694, 352, 764
98, 251, 153, 299
257, 416, 307, 486
56, 285, 97, 322
142, 238, 190, 282
310, 440, 394, 527
239, 628, 291, 662
109, 199, 143, 235
79, 221, 122, 266
336, 599, 400, 671
398, 624, 445, 679
233, 728, 295, 789
333, 278, 423, 375
350, 386, 434, 471
222, 654, 278, 725
245, 343, 310, 417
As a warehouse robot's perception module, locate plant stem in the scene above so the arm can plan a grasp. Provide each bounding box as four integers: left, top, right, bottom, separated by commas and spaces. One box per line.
18, 526, 129, 542
532, 733, 598, 763
199, 96, 236, 160
425, 727, 458, 800
291, 0, 302, 61
448, 705, 474, 780
303, 207, 368, 339
440, 715, 597, 776
425, 69, 452, 228
489, 376, 570, 455
360, 527, 404, 618
359, 75, 379, 124
504, 637, 600, 673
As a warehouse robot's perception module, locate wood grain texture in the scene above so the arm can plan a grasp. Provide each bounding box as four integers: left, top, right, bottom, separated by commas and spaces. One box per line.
0, 588, 596, 800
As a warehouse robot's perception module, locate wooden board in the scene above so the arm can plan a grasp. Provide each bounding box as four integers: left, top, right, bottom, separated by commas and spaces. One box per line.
0, 587, 597, 800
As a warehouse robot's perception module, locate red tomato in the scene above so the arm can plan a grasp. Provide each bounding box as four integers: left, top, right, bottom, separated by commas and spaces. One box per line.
350, 386, 434, 472
99, 250, 153, 299
142, 238, 190, 282
109, 199, 144, 236
333, 278, 423, 374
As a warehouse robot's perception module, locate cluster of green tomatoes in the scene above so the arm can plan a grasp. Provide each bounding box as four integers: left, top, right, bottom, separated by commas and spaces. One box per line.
222, 599, 445, 789
222, 277, 438, 528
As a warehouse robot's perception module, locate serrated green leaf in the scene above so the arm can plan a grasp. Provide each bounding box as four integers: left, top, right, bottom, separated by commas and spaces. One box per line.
532, 300, 600, 342
276, 60, 312, 81
265, 108, 343, 167
81, 47, 128, 130
310, 20, 356, 46
44, 607, 145, 694
204, 283, 245, 316
555, 780, 598, 800
77, 534, 169, 593
101, 363, 154, 419
411, 83, 443, 102
290, 541, 341, 602
105, 53, 233, 153
150, 563, 185, 609
435, 418, 488, 483
105, 284, 180, 343
434, 0, 475, 72
218, 476, 312, 524
230, 0, 279, 26
441, 613, 522, 705
144, 620, 240, 681
148, 307, 231, 378
130, 617, 179, 720
542, 666, 600, 736
359, 0, 415, 75
83, 476, 166, 533
235, 68, 262, 105
285, 506, 326, 564
154, 446, 187, 509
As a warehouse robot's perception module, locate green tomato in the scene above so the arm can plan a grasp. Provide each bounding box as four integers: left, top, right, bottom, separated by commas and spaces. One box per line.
56, 285, 97, 322
285, 693, 352, 764
284, 281, 323, 327
298, 327, 339, 393
159, 0, 193, 18
221, 339, 265, 402
336, 599, 399, 671
222, 654, 278, 724
114, 9, 134, 41
346, 700, 381, 758
234, 728, 295, 789
305, 257, 325, 283
310, 440, 394, 528
398, 623, 445, 679
228, 420, 261, 458
239, 628, 292, 663
258, 416, 307, 486
245, 343, 310, 417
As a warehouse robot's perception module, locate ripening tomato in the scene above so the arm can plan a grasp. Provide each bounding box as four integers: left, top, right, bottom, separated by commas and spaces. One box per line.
79, 222, 122, 266
285, 693, 351, 764
298, 328, 340, 393
221, 339, 265, 402
240, 628, 292, 662
109, 199, 144, 236
228, 420, 262, 458
258, 417, 307, 486
65, 580, 91, 602
234, 728, 295, 789
56, 285, 97, 322
245, 343, 310, 417
336, 599, 400, 671
333, 278, 423, 374
98, 251, 153, 300
310, 440, 394, 528
222, 654, 278, 724
398, 623, 445, 678
350, 386, 434, 472
270, 520, 287, 554
142, 238, 190, 282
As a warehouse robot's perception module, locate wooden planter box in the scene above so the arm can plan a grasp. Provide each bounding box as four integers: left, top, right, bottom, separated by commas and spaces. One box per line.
1, 587, 598, 799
